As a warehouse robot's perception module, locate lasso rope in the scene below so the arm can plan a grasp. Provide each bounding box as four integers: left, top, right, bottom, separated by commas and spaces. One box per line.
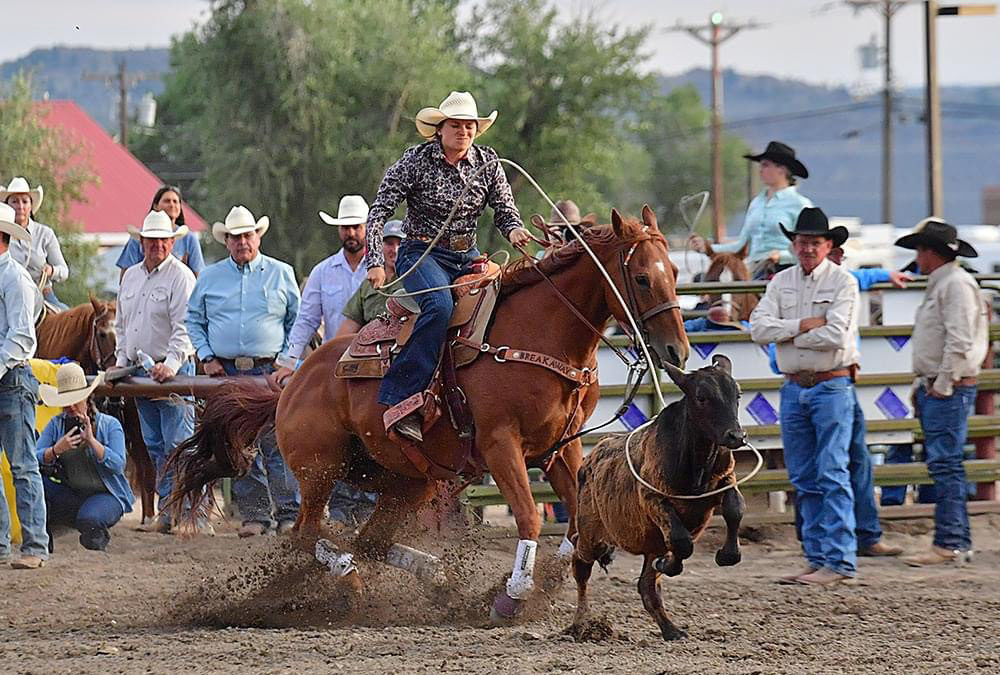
623, 415, 764, 500
678, 190, 710, 279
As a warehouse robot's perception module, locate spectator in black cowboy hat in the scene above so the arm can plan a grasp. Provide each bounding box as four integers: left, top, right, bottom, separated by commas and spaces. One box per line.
690, 141, 812, 279
894, 218, 987, 567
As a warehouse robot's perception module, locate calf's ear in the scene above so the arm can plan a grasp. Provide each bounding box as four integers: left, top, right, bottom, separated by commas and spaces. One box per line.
711, 354, 733, 375
663, 361, 688, 389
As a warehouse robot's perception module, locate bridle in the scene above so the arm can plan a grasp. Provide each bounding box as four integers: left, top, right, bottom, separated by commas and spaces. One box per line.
618, 228, 682, 349
88, 305, 116, 371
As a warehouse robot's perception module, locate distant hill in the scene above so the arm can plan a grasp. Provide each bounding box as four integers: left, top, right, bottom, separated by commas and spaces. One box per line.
658, 68, 1000, 228
1, 47, 169, 130
3, 47, 997, 227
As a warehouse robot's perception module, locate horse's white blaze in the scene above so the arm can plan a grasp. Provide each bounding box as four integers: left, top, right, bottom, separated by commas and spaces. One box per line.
654, 261, 667, 276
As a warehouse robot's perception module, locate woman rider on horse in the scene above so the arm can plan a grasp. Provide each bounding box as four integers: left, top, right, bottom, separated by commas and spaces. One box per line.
366, 91, 531, 442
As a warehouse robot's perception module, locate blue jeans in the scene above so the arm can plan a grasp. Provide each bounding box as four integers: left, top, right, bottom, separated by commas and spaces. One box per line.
43, 287, 69, 311
327, 481, 376, 526
134, 360, 195, 512
0, 365, 48, 559
917, 384, 976, 550
848, 392, 882, 548
221, 361, 300, 526
43, 476, 123, 551
881, 444, 938, 505
781, 377, 857, 576
378, 240, 482, 406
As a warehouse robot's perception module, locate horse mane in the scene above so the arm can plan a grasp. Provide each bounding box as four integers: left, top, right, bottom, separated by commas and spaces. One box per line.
40, 302, 96, 348
500, 218, 656, 297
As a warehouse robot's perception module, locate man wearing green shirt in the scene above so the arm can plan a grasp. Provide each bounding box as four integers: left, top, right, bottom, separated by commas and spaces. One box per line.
336, 220, 405, 336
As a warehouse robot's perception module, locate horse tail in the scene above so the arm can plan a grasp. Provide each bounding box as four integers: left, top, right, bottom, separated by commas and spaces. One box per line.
164, 379, 281, 524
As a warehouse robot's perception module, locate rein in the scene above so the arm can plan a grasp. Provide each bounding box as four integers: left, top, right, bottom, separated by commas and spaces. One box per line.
88, 307, 115, 371
623, 417, 764, 500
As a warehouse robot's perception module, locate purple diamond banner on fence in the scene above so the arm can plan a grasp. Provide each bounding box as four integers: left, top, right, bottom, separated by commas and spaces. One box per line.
885, 335, 910, 352
746, 393, 779, 425
875, 388, 910, 420
621, 403, 649, 431
692, 342, 717, 359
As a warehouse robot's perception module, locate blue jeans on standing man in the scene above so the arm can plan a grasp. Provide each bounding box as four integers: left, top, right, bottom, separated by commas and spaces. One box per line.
916, 384, 976, 551
378, 240, 482, 407
0, 365, 49, 560
222, 361, 301, 528
43, 476, 124, 551
781, 376, 857, 577
134, 359, 195, 516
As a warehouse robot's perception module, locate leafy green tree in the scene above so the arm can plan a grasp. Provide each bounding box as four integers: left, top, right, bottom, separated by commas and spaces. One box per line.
462, 0, 655, 248
0, 72, 98, 305
633, 86, 751, 238
140, 0, 469, 276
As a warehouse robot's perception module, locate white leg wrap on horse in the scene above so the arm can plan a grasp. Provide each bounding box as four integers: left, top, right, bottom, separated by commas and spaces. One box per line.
557, 536, 575, 560
315, 539, 357, 577
506, 539, 538, 599
385, 543, 445, 583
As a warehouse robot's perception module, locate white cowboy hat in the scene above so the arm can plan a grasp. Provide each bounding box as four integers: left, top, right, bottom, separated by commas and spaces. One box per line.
0, 203, 31, 242
414, 91, 497, 140
212, 205, 270, 245
318, 195, 370, 226
39, 362, 105, 408
127, 210, 189, 240
0, 176, 44, 213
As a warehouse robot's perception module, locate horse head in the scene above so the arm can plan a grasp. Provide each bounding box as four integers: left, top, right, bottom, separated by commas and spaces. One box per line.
606, 205, 689, 368
663, 354, 745, 450
703, 251, 758, 322
89, 296, 117, 370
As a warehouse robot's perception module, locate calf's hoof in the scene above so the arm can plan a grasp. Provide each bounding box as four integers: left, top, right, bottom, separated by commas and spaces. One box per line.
489, 590, 524, 625
670, 536, 694, 560
653, 555, 683, 577
715, 547, 742, 567
660, 625, 688, 641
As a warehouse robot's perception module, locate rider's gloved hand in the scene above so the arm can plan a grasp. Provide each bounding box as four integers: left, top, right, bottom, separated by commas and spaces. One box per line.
508, 227, 531, 248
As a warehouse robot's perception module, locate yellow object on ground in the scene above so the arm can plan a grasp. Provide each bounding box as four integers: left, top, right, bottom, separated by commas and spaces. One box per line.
1, 359, 63, 546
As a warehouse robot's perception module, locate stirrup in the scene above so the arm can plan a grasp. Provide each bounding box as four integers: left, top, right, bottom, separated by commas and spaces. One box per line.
384, 392, 426, 441
394, 413, 424, 443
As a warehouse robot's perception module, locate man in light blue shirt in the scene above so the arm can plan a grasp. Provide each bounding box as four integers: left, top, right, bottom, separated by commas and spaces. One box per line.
0, 202, 48, 569
187, 205, 301, 537
282, 195, 369, 366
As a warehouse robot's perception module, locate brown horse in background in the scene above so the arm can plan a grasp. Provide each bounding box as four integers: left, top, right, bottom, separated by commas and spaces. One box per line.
701, 242, 758, 322
35, 297, 157, 521
167, 206, 690, 621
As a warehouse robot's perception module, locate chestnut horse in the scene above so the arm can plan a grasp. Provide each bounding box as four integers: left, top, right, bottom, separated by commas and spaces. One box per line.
35, 298, 158, 521
168, 206, 689, 620
701, 242, 758, 322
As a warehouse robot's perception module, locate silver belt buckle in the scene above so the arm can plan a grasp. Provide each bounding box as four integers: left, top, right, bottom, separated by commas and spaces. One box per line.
234, 356, 255, 371
798, 370, 817, 387
450, 234, 473, 252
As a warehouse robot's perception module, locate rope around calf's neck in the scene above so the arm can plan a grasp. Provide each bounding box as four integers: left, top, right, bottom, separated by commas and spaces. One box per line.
623, 417, 764, 500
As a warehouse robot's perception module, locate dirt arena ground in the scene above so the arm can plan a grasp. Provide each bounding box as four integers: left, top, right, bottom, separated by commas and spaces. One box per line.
2, 510, 999, 675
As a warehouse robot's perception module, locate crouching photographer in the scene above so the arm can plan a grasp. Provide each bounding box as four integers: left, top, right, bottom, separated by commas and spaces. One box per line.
36, 363, 133, 551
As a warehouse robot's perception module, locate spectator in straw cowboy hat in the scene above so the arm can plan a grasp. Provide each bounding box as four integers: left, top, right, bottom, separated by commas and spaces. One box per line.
271, 195, 370, 387
894, 218, 987, 567
37, 363, 134, 551
1, 176, 70, 309
690, 141, 812, 279
187, 205, 301, 536
0, 202, 48, 569
116, 210, 202, 534
364, 90, 531, 442
751, 207, 861, 586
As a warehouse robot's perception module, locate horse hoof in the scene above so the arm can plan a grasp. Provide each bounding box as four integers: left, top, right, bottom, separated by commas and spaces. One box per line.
489, 590, 523, 625
661, 626, 688, 641
653, 555, 683, 577
715, 548, 742, 567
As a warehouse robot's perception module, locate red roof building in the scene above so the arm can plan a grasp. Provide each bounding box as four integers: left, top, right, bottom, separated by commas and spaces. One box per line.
37, 101, 207, 245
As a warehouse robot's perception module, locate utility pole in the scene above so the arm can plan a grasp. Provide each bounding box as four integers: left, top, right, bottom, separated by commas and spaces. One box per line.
846, 1, 917, 225
924, 3, 996, 217
667, 12, 764, 243
82, 59, 156, 149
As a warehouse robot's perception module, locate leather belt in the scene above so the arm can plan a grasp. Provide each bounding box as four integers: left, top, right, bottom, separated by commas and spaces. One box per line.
922, 375, 978, 387
219, 356, 274, 372
786, 369, 851, 387
412, 233, 476, 252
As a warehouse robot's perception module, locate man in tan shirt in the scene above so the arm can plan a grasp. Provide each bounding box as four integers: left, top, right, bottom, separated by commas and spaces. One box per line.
751, 207, 860, 586
895, 218, 987, 566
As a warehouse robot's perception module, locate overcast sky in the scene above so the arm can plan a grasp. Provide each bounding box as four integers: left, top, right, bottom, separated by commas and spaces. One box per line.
5, 0, 999, 88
